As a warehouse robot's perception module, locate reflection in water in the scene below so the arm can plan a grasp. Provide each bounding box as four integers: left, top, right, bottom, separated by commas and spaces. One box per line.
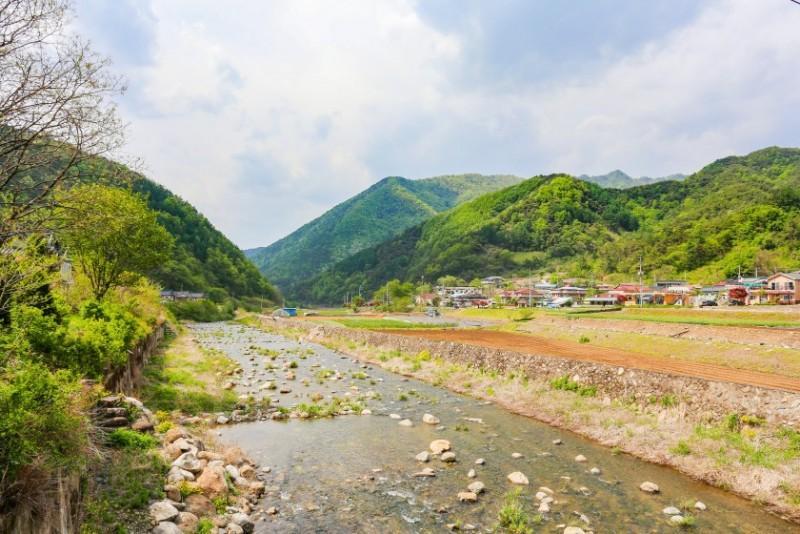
191, 323, 795, 533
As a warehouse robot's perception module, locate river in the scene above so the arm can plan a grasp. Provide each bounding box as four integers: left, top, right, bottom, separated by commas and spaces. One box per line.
190, 322, 795, 533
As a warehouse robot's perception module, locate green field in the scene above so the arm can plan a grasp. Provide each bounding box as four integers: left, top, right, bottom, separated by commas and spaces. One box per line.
334, 318, 456, 330
580, 308, 800, 328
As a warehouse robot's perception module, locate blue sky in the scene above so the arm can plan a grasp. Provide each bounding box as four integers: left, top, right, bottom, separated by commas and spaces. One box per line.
73, 0, 800, 248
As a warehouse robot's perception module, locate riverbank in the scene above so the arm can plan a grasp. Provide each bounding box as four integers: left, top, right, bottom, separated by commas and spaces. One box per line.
256, 316, 800, 524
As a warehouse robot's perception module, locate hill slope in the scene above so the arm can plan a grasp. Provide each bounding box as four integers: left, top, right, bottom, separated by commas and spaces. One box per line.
245, 174, 523, 291
76, 157, 279, 303
580, 170, 686, 188
300, 147, 800, 304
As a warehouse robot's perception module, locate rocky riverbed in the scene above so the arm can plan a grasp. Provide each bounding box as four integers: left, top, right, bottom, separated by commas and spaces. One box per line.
192, 321, 795, 533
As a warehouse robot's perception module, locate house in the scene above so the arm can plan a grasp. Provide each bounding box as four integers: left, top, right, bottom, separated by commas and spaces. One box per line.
160, 290, 205, 301
511, 288, 547, 307
765, 272, 800, 304
415, 293, 438, 306
586, 295, 618, 306
609, 283, 654, 305
552, 286, 587, 303
481, 276, 504, 287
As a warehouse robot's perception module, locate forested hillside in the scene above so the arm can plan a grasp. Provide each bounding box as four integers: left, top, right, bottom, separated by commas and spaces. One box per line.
299, 147, 800, 304
580, 170, 686, 188
76, 158, 279, 303
245, 174, 522, 290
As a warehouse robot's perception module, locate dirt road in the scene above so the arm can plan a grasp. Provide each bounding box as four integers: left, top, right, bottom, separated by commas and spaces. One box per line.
381, 328, 800, 393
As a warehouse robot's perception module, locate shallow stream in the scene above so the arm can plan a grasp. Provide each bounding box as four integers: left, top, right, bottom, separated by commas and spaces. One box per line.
191, 322, 796, 533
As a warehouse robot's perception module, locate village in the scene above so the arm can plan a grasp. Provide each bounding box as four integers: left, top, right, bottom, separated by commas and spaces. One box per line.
414, 271, 800, 309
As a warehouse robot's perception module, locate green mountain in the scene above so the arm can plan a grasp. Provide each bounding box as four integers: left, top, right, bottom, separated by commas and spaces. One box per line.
244, 174, 523, 292
300, 147, 800, 304
75, 158, 280, 303
579, 170, 686, 188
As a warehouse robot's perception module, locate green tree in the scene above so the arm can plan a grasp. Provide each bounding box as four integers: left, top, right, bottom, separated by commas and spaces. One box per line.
58, 185, 174, 299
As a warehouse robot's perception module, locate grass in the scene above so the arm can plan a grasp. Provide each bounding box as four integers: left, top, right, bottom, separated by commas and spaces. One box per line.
578, 307, 800, 328
691, 417, 800, 468
293, 397, 364, 418
550, 374, 597, 397
140, 332, 239, 414
496, 488, 540, 533
334, 318, 456, 329
107, 429, 159, 450
670, 440, 692, 456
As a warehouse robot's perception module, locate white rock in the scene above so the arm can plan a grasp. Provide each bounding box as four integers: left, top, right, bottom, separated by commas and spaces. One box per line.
552, 439, 563, 445
535, 491, 547, 500
695, 501, 707, 511
467, 481, 485, 494
389, 413, 401, 420
216, 415, 230, 425
149, 500, 179, 523
511, 452, 523, 459
361, 409, 372, 415
457, 491, 478, 502
507, 471, 529, 485
415, 451, 430, 463
574, 454, 587, 463
229, 512, 255, 533
589, 467, 601, 475
467, 469, 476, 478
398, 419, 413, 427
563, 527, 585, 534
429, 439, 451, 454
441, 451, 457, 463
152, 521, 182, 534
663, 506, 681, 515
538, 502, 551, 513
669, 515, 685, 524
172, 452, 202, 473
422, 413, 440, 425
474, 458, 485, 465
413, 468, 436, 477
639, 481, 660, 494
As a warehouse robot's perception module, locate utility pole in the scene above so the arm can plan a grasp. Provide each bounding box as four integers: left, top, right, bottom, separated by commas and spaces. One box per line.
638, 256, 644, 308
528, 270, 532, 308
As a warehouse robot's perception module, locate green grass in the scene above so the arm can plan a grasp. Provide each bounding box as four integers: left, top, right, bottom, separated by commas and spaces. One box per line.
578, 308, 800, 328
550, 374, 597, 397
108, 429, 159, 450
496, 488, 540, 533
334, 318, 456, 329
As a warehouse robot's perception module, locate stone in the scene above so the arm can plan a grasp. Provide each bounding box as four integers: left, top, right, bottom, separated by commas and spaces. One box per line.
398, 419, 413, 427
429, 439, 451, 454
695, 501, 707, 511
538, 502, 551, 513
415, 451, 430, 463
239, 464, 255, 479
229, 512, 255, 533
164, 484, 181, 502
131, 416, 154, 432
152, 522, 182, 534
467, 469, 476, 478
227, 524, 244, 534
474, 458, 485, 465
266, 506, 278, 515
440, 452, 456, 463
249, 481, 265, 495
589, 467, 601, 475
197, 450, 223, 461
669, 515, 686, 524
535, 491, 547, 500
196, 465, 228, 497
413, 468, 436, 477
224, 464, 240, 480
563, 528, 585, 534
389, 413, 401, 420
175, 512, 198, 533
361, 409, 372, 415
663, 506, 681, 515
216, 415, 230, 425
552, 439, 563, 445
639, 481, 660, 494
172, 438, 193, 452
574, 454, 587, 463
149, 500, 180, 523
184, 494, 215, 516
458, 491, 478, 502
279, 386, 292, 394
467, 481, 485, 494
507, 472, 529, 485
511, 452, 523, 459
422, 413, 440, 425
173, 452, 203, 474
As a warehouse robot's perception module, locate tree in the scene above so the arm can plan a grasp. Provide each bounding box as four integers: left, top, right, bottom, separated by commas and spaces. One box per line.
0, 0, 124, 242
57, 185, 173, 299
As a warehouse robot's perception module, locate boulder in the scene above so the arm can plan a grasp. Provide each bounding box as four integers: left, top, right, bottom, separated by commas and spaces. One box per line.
574, 454, 587, 463
415, 451, 430, 463
639, 481, 660, 494
175, 512, 198, 533
429, 439, 451, 454
422, 413, 440, 425
467, 481, 485, 494
227, 524, 244, 534
507, 472, 529, 485
164, 484, 181, 502
149, 500, 180, 523
164, 427, 187, 444
457, 491, 478, 502
663, 506, 681, 515
440, 452, 457, 463
132, 416, 154, 432
229, 512, 255, 534
196, 465, 228, 497
184, 494, 215, 517
152, 522, 182, 534
216, 415, 230, 425
173, 453, 203, 474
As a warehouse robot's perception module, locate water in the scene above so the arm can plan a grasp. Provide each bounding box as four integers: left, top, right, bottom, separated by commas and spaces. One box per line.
191, 322, 797, 533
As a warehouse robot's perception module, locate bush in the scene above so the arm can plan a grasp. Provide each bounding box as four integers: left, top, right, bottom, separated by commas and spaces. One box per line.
0, 361, 87, 492
550, 374, 597, 397
108, 428, 158, 450
168, 299, 235, 322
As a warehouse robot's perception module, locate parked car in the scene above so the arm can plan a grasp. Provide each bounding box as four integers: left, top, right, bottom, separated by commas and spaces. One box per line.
425, 307, 440, 317
699, 300, 718, 307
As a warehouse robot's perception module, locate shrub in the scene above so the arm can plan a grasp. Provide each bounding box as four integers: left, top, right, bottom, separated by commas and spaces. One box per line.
670, 440, 692, 456
578, 335, 590, 344
168, 299, 235, 322
550, 374, 597, 397
108, 428, 158, 450
497, 488, 536, 533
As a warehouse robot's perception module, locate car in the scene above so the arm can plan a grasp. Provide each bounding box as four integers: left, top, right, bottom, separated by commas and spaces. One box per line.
699, 300, 718, 307
425, 307, 440, 317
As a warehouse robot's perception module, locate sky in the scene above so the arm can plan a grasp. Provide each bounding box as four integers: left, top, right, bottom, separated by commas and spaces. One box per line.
72, 0, 800, 249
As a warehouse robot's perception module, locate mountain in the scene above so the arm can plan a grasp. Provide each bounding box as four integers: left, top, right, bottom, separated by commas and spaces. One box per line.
300, 147, 800, 304
75, 157, 280, 304
579, 170, 686, 188
245, 174, 523, 293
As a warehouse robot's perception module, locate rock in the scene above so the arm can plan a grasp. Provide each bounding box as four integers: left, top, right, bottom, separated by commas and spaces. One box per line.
196, 465, 228, 497
458, 491, 478, 502
563, 528, 585, 534
538, 502, 551, 513
440, 452, 456, 463
175, 512, 198, 533
361, 409, 372, 415
467, 481, 485, 494
266, 506, 278, 515
552, 439, 563, 445
663, 506, 681, 515
224, 464, 240, 480
149, 500, 180, 523
474, 458, 485, 465
152, 522, 182, 534
239, 464, 255, 479
415, 451, 430, 463
223, 447, 246, 466
574, 454, 587, 463
131, 416, 154, 432
669, 515, 686, 524
507, 472, 529, 485
639, 481, 660, 494
172, 438, 194, 452
695, 501, 707, 511
389, 413, 401, 420
429, 439, 451, 454
184, 494, 215, 516
197, 450, 223, 461
216, 415, 230, 425
164, 444, 183, 462
467, 469, 476, 478
589, 467, 600, 475
229, 512, 255, 533
164, 484, 181, 502
249, 481, 265, 495
279, 386, 292, 394
413, 468, 436, 477
398, 419, 413, 427
422, 413, 440, 425
538, 486, 554, 495
227, 524, 244, 534
511, 452, 523, 459
173, 452, 203, 474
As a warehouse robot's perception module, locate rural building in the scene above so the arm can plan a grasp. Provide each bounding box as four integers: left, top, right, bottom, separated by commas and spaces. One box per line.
765, 272, 800, 304
160, 290, 205, 301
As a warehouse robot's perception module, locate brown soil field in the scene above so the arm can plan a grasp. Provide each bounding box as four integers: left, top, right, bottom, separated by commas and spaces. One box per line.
381, 328, 800, 393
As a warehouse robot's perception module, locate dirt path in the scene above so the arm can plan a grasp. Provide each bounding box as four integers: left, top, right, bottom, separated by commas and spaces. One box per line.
381, 328, 800, 393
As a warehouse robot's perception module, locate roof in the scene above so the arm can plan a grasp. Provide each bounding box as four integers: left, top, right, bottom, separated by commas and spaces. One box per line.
767, 271, 800, 281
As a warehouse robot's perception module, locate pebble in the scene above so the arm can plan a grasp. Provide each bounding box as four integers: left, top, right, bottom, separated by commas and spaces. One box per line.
538, 502, 551, 513
639, 481, 660, 494
413, 468, 436, 477
467, 481, 485, 494
669, 515, 686, 524
663, 506, 681, 515
457, 491, 478, 502
475, 458, 485, 465
563, 528, 585, 534
467, 469, 476, 478
553, 439, 563, 445
389, 413, 401, 420
441, 452, 457, 463
422, 413, 440, 425
361, 409, 372, 415
398, 419, 413, 427
415, 451, 430, 463
695, 501, 707, 511
266, 506, 278, 515
589, 467, 601, 475
429, 439, 451, 454
507, 471, 529, 485
511, 452, 523, 459
574, 454, 587, 463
